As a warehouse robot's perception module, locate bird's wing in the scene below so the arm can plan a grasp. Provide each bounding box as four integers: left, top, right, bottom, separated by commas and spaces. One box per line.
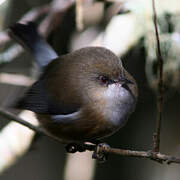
16, 77, 80, 116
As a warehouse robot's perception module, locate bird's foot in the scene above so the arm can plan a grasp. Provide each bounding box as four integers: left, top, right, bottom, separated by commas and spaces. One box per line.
92, 143, 110, 163
65, 143, 86, 153
65, 142, 110, 163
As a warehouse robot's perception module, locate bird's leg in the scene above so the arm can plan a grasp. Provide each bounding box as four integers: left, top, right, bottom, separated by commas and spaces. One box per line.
65, 141, 110, 163
91, 142, 110, 163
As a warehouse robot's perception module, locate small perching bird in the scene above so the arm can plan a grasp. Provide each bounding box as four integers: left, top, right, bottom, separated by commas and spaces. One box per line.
8, 22, 138, 159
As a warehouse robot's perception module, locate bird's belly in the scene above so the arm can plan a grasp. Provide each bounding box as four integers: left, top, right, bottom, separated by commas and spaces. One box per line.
37, 113, 117, 143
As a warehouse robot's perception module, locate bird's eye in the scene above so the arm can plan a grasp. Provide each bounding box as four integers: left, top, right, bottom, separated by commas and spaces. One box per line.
99, 75, 109, 85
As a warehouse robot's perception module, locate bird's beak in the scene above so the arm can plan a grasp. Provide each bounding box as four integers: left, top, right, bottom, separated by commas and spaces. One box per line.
122, 77, 134, 84
116, 77, 134, 85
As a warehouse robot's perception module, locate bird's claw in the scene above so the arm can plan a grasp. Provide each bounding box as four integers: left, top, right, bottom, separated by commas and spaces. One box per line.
92, 143, 110, 163
147, 150, 163, 164
65, 142, 110, 163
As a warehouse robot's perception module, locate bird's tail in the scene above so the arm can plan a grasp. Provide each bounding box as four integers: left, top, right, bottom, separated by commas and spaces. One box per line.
8, 22, 58, 68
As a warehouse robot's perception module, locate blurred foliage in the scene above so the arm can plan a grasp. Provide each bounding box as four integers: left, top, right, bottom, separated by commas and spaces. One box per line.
145, 12, 180, 92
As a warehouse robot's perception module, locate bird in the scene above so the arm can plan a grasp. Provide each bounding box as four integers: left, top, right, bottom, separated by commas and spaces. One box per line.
8, 22, 138, 152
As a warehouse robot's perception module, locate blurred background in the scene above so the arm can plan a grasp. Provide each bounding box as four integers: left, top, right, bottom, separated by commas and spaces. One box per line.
0, 0, 180, 180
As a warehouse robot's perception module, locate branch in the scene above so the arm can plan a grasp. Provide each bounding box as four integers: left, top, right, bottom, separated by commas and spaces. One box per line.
0, 108, 63, 144
38, 0, 75, 37
0, 108, 180, 164
76, 0, 84, 31
0, 110, 38, 173
152, 0, 164, 152
0, 73, 34, 86
0, 44, 23, 64
96, 146, 180, 164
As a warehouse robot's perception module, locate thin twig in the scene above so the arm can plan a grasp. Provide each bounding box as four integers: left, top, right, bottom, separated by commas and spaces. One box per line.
152, 0, 164, 152
98, 146, 180, 164
0, 44, 23, 64
0, 73, 34, 86
76, 0, 84, 31
19, 5, 50, 23
39, 0, 75, 37
0, 108, 180, 164
0, 108, 63, 144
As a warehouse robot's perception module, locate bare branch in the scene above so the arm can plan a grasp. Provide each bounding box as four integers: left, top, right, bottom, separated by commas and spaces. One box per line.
0, 110, 38, 173
96, 146, 180, 164
19, 4, 50, 23
0, 108, 63, 144
0, 32, 10, 46
0, 44, 23, 64
76, 0, 84, 31
0, 73, 34, 86
152, 0, 164, 152
0, 108, 180, 164
39, 0, 75, 37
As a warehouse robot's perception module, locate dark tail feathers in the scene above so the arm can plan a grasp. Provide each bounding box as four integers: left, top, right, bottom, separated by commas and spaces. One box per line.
8, 22, 58, 67
9, 22, 40, 51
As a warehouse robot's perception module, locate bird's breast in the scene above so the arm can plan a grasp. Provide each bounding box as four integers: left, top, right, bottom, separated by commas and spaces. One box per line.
103, 84, 136, 128
36, 84, 136, 143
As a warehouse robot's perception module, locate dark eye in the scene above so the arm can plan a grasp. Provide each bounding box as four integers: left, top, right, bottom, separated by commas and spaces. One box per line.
99, 75, 109, 85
